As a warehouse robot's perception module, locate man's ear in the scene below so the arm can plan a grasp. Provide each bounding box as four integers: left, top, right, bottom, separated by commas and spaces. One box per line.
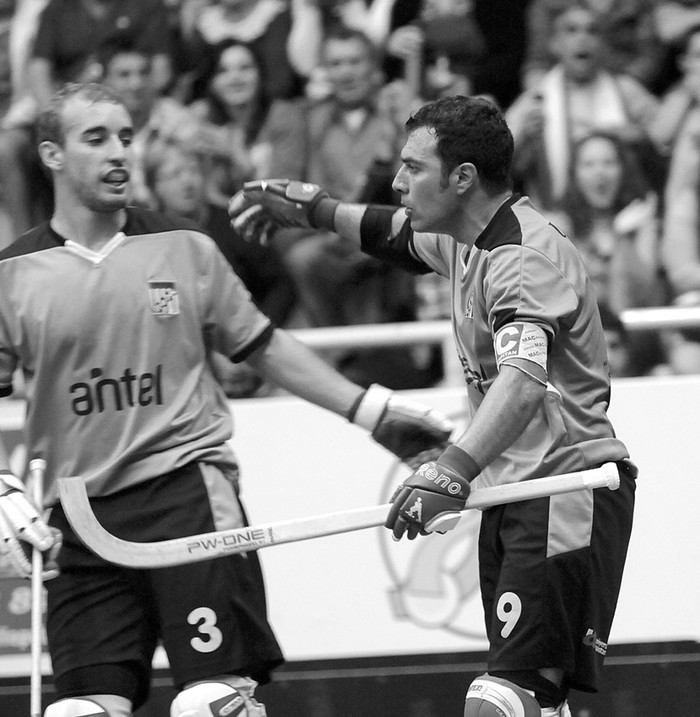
38, 140, 62, 171
455, 162, 476, 193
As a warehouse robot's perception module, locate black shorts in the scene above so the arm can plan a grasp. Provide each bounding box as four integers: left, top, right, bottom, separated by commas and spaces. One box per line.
478, 461, 636, 692
46, 462, 284, 709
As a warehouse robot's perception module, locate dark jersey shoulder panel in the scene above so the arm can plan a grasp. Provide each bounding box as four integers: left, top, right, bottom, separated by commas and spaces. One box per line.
475, 194, 523, 252
121, 206, 203, 236
0, 208, 203, 263
0, 223, 63, 261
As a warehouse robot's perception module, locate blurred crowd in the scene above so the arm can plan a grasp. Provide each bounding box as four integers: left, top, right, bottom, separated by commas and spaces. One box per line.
1, 0, 700, 395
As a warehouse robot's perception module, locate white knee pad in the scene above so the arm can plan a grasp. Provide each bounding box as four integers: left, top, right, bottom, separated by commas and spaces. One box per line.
464, 675, 542, 717
44, 695, 131, 717
171, 679, 267, 717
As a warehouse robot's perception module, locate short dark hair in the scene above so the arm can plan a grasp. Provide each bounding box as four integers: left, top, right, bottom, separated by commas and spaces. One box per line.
37, 82, 126, 145
405, 95, 513, 194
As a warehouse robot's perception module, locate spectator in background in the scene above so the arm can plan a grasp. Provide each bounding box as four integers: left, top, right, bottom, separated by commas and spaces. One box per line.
287, 0, 526, 110
0, 0, 173, 236
1, 0, 49, 129
650, 24, 700, 161
288, 0, 403, 100
288, 0, 400, 64
550, 131, 667, 377
522, 0, 667, 95
176, 0, 303, 101
143, 138, 298, 396
185, 38, 306, 206
551, 131, 666, 314
660, 99, 700, 301
506, 2, 662, 212
280, 26, 434, 389
100, 42, 197, 207
382, 0, 527, 110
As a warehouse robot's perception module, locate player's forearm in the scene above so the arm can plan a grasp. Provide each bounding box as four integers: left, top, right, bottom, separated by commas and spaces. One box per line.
316, 201, 407, 249
453, 364, 546, 472
246, 328, 363, 417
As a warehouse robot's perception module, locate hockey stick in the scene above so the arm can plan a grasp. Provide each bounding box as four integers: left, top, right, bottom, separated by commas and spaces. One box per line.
57, 463, 620, 569
29, 458, 46, 717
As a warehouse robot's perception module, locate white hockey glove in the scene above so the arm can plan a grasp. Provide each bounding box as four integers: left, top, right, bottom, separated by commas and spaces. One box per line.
228, 178, 339, 244
348, 384, 454, 469
0, 471, 61, 580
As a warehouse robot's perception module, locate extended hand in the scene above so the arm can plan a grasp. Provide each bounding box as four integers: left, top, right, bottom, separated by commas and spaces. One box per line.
384, 446, 480, 540
349, 384, 454, 469
228, 178, 338, 243
0, 472, 61, 579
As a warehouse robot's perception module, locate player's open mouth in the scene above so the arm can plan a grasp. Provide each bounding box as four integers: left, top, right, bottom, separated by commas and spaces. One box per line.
104, 169, 129, 186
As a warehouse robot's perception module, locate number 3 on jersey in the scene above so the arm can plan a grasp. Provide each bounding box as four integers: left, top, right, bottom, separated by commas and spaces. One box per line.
496, 591, 522, 638
187, 606, 223, 653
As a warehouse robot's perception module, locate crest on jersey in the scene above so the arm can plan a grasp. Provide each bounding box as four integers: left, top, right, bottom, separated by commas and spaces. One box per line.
148, 281, 180, 316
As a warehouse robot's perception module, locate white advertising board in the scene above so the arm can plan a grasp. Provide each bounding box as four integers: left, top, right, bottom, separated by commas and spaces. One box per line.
1, 376, 698, 676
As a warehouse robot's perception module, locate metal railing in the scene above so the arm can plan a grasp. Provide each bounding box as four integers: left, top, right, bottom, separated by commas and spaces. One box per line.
290, 306, 700, 385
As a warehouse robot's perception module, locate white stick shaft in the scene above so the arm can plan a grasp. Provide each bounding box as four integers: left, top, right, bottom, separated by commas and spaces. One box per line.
29, 458, 47, 717
58, 463, 619, 569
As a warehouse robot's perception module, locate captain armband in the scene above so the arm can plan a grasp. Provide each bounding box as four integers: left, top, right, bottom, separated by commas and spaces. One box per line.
493, 321, 549, 384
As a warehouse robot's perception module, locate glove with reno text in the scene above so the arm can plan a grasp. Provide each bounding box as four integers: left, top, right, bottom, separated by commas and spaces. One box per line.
348, 384, 454, 470
385, 445, 480, 540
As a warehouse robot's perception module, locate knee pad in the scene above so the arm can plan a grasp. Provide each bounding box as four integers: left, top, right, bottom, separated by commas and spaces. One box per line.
44, 695, 131, 717
541, 703, 572, 717
464, 675, 541, 717
171, 680, 266, 717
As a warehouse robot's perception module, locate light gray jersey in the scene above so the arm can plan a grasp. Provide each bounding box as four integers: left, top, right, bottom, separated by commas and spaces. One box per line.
363, 195, 628, 486
0, 208, 272, 503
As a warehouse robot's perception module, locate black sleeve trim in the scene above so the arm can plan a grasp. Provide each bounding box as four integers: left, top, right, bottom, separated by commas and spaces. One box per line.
360, 206, 432, 274
230, 323, 275, 363
493, 308, 518, 334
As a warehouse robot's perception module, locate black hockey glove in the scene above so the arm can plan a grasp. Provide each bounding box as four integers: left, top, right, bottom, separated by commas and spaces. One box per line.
348, 384, 453, 470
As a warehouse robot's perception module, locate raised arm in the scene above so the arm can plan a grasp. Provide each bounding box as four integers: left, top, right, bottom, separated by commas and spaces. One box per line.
228, 178, 406, 248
